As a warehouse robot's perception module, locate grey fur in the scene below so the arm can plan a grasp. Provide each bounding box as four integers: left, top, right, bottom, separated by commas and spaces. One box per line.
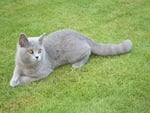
10, 29, 132, 87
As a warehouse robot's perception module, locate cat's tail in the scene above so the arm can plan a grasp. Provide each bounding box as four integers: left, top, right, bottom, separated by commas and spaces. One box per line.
87, 39, 132, 56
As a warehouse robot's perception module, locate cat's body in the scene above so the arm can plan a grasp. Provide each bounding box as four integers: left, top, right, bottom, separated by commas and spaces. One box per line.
10, 29, 132, 87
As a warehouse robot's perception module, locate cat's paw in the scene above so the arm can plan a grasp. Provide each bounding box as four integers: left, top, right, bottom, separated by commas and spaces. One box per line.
10, 79, 20, 87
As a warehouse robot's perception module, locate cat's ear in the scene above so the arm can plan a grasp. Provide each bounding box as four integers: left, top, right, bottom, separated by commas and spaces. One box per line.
19, 33, 29, 47
39, 33, 46, 44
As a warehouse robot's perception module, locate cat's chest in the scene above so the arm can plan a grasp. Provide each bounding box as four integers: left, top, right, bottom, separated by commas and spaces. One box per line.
22, 63, 52, 77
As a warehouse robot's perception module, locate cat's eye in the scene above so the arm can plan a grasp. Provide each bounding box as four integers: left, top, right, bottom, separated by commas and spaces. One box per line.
28, 49, 34, 54
38, 49, 42, 53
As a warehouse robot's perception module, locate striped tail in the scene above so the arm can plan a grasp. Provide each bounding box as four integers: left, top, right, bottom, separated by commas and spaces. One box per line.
87, 39, 132, 56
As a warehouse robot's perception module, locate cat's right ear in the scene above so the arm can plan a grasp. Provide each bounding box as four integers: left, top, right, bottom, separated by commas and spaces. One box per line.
19, 33, 29, 47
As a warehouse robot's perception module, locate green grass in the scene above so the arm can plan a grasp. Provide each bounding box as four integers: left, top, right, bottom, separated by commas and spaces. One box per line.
0, 0, 149, 113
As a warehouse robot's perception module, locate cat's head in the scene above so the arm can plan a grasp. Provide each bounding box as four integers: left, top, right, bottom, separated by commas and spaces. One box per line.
17, 33, 46, 64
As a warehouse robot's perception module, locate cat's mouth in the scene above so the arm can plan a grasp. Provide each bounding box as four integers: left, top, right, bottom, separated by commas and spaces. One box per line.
33, 56, 41, 62
29, 57, 41, 64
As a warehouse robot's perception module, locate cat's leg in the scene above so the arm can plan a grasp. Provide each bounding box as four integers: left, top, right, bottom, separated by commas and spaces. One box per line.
10, 66, 53, 87
10, 74, 49, 87
18, 76, 44, 85
72, 49, 91, 68
10, 66, 22, 87
72, 54, 90, 68
18, 72, 51, 85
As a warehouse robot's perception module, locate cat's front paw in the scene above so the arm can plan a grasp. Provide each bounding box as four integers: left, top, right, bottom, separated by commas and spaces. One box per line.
10, 79, 20, 87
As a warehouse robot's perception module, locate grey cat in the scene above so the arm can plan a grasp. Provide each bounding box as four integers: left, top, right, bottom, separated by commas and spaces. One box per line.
10, 29, 132, 87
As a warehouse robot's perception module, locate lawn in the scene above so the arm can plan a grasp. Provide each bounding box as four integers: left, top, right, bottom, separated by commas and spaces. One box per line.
0, 0, 149, 113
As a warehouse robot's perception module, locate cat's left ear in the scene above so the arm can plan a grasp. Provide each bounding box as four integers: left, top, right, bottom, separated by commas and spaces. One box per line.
39, 33, 46, 44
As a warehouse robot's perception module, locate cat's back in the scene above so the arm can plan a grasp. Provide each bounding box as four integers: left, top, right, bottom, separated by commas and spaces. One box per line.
43, 30, 79, 49
43, 29, 89, 61
44, 29, 86, 43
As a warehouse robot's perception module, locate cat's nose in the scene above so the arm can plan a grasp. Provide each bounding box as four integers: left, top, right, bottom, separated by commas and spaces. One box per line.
35, 56, 39, 59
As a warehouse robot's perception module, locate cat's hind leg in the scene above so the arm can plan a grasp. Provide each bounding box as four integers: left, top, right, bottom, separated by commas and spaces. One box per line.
72, 49, 91, 68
